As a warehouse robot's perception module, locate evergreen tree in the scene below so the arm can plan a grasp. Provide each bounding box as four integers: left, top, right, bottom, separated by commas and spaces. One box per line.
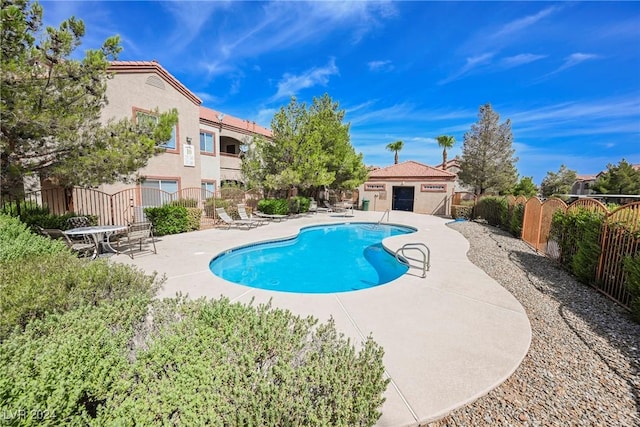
592, 159, 640, 195
458, 103, 518, 195
241, 94, 367, 195
512, 176, 538, 197
1, 0, 178, 200
540, 164, 577, 197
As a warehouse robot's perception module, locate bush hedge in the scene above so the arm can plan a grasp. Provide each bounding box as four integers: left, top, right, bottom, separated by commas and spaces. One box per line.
0, 253, 160, 340
258, 198, 290, 215
0, 214, 68, 262
144, 205, 189, 236
1, 297, 389, 426
451, 205, 473, 220
624, 254, 640, 321
550, 208, 605, 283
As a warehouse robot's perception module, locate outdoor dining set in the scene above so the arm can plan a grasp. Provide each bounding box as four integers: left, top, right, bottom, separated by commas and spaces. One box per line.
37, 216, 156, 259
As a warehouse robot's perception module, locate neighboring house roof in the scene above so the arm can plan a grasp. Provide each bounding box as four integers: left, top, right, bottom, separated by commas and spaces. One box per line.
575, 174, 597, 182
435, 158, 460, 170
200, 107, 272, 138
109, 60, 201, 106
368, 160, 457, 179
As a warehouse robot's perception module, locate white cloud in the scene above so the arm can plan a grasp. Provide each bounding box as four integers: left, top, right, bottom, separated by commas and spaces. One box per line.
438, 53, 494, 85
500, 53, 547, 68
538, 52, 602, 80
368, 60, 394, 72
272, 58, 339, 101
491, 6, 560, 41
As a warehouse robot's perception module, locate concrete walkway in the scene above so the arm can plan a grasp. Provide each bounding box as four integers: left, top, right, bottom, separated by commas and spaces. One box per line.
114, 210, 531, 426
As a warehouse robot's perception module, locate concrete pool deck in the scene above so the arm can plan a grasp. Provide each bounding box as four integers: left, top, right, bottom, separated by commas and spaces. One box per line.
114, 210, 531, 426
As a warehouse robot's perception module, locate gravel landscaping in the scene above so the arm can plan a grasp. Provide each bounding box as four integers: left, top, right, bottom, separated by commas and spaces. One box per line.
427, 220, 640, 426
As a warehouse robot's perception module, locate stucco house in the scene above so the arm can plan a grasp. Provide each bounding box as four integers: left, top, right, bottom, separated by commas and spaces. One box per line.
98, 60, 271, 204
358, 160, 457, 215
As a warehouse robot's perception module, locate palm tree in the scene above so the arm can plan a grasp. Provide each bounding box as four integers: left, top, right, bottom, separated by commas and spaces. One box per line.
386, 140, 404, 164
436, 135, 455, 168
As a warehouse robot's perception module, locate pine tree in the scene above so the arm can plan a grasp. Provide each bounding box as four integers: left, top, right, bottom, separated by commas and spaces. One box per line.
458, 103, 518, 195
1, 0, 177, 200
592, 159, 640, 195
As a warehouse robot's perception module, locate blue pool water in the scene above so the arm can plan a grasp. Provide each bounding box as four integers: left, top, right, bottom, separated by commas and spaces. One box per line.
209, 223, 415, 293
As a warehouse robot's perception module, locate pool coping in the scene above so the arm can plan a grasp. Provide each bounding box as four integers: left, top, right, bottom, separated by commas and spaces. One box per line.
114, 210, 532, 426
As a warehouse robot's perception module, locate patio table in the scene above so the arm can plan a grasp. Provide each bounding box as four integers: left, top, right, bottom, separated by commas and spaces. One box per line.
64, 225, 128, 258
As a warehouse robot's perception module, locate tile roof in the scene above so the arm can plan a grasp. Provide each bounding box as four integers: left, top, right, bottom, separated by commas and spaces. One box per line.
200, 107, 272, 138
109, 60, 201, 106
368, 160, 457, 179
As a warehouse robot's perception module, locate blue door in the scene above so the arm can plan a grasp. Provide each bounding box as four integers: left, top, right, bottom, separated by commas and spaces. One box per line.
392, 186, 414, 211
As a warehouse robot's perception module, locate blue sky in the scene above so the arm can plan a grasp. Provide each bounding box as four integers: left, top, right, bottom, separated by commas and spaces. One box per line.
41, 1, 640, 185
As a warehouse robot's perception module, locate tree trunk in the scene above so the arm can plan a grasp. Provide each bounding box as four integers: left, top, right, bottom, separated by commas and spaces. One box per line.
442, 148, 448, 169
394, 151, 398, 164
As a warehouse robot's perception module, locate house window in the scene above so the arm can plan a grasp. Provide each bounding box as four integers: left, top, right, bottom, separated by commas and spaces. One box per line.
141, 179, 178, 206
200, 131, 214, 154
201, 181, 216, 198
421, 183, 447, 192
136, 110, 177, 150
365, 183, 386, 191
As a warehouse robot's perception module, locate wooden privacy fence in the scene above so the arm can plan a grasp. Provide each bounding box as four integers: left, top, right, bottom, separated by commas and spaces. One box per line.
4, 186, 263, 227
521, 197, 639, 308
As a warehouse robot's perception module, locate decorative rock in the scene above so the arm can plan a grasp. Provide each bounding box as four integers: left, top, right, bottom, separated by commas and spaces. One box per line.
425, 221, 640, 427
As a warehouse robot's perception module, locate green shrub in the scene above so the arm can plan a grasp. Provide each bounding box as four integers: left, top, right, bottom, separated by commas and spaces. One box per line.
550, 208, 605, 282
0, 214, 68, 262
170, 198, 198, 208
289, 196, 311, 214
185, 207, 202, 231
474, 196, 508, 227
144, 205, 189, 236
258, 199, 289, 215
1, 297, 389, 425
624, 254, 640, 322
451, 205, 473, 220
509, 204, 525, 237
0, 254, 160, 339
204, 198, 227, 217
0, 297, 152, 422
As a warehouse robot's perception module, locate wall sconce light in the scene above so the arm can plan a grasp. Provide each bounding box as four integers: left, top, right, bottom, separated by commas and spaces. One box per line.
186, 137, 192, 144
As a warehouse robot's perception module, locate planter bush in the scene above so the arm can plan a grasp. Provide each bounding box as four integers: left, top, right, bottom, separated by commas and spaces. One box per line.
0, 214, 68, 262
144, 205, 189, 236
451, 205, 473, 220
185, 207, 202, 231
0, 253, 160, 340
624, 254, 640, 321
1, 297, 389, 426
258, 199, 289, 215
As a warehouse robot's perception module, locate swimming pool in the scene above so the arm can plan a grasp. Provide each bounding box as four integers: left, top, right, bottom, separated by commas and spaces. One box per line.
209, 222, 415, 293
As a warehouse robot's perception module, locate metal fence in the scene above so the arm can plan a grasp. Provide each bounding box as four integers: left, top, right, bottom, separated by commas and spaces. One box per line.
1, 186, 265, 228
520, 197, 639, 309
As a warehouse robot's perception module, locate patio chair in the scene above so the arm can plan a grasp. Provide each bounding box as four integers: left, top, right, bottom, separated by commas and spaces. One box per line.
39, 227, 97, 258
66, 216, 91, 229
308, 200, 318, 214
237, 204, 269, 226
215, 208, 259, 230
124, 222, 157, 259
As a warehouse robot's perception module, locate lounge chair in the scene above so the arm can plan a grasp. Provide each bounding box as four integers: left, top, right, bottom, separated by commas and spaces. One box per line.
317, 200, 334, 213
216, 208, 259, 229
253, 211, 288, 222
38, 227, 97, 258
237, 204, 269, 226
